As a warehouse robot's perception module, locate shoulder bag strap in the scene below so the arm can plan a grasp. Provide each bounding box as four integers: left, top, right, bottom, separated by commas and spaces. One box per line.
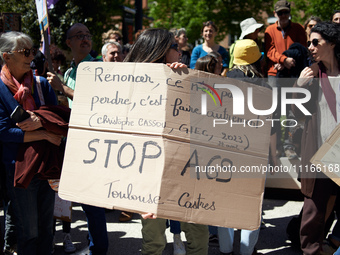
319, 63, 337, 122
35, 76, 45, 106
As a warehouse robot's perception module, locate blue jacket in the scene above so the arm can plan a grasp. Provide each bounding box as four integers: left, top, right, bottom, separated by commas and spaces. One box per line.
190, 44, 229, 69
0, 76, 57, 170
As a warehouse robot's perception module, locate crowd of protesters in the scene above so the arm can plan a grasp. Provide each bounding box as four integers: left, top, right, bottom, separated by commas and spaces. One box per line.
0, 0, 340, 254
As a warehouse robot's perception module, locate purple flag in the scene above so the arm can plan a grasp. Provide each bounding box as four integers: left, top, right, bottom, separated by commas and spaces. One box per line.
47, 0, 59, 9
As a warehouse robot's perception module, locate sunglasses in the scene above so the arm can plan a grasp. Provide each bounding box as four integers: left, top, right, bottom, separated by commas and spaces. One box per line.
307, 38, 319, 47
69, 34, 92, 41
170, 43, 179, 52
277, 10, 290, 16
11, 48, 37, 57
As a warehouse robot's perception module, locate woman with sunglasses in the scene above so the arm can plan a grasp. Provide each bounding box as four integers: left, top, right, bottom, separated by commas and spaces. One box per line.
293, 22, 340, 255
0, 31, 62, 254
189, 21, 229, 71
124, 28, 209, 255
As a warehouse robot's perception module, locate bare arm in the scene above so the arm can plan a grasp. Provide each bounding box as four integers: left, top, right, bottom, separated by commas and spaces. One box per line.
140, 212, 157, 219
46, 72, 74, 100
166, 62, 187, 69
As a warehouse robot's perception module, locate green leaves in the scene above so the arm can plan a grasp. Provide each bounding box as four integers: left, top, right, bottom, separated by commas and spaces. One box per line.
147, 0, 273, 44
1, 0, 124, 52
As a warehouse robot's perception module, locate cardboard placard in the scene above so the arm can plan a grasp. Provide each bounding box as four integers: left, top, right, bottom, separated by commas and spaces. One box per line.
311, 124, 340, 186
59, 62, 273, 230
54, 193, 72, 222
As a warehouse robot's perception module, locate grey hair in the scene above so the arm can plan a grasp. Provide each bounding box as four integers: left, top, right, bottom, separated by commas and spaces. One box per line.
0, 31, 33, 61
101, 41, 122, 56
170, 28, 187, 37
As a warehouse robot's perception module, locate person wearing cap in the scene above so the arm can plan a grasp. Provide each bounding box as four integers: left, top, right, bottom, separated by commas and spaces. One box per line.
265, 0, 307, 88
217, 40, 277, 255
229, 17, 264, 69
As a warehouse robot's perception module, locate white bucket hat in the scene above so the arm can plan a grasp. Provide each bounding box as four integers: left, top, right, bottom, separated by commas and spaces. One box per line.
239, 17, 264, 39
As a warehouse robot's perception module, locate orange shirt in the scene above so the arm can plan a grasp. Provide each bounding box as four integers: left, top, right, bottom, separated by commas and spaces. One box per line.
265, 21, 307, 76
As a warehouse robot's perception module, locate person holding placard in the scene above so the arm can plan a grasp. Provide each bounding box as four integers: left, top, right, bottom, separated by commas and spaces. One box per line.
124, 28, 209, 255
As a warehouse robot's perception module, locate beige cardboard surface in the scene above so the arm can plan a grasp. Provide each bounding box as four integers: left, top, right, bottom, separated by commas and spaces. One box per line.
54, 193, 72, 222
59, 62, 273, 229
311, 124, 340, 186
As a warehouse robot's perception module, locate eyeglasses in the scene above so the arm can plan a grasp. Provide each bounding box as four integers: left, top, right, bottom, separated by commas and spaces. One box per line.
170, 43, 179, 52
68, 34, 92, 40
277, 10, 290, 16
307, 38, 319, 47
10, 48, 37, 57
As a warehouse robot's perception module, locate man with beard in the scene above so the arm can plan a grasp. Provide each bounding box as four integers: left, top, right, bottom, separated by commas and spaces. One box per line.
47, 23, 109, 255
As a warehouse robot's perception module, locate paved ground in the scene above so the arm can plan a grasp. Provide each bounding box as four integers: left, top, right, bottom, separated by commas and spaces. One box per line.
50, 189, 306, 255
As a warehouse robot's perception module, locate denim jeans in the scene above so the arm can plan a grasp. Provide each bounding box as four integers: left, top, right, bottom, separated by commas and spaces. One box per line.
169, 220, 181, 235
81, 204, 108, 255
209, 225, 218, 235
218, 227, 260, 255
6, 171, 55, 255
335, 247, 340, 255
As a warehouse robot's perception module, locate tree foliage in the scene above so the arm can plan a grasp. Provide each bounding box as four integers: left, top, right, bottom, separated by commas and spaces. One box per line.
2, 0, 338, 50
0, 0, 125, 51
290, 0, 340, 25
147, 0, 274, 45
148, 0, 340, 45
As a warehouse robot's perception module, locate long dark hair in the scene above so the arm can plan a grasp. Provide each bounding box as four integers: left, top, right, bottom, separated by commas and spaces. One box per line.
331, 10, 340, 23
311, 22, 340, 68
303, 16, 321, 30
195, 55, 217, 73
124, 28, 173, 63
